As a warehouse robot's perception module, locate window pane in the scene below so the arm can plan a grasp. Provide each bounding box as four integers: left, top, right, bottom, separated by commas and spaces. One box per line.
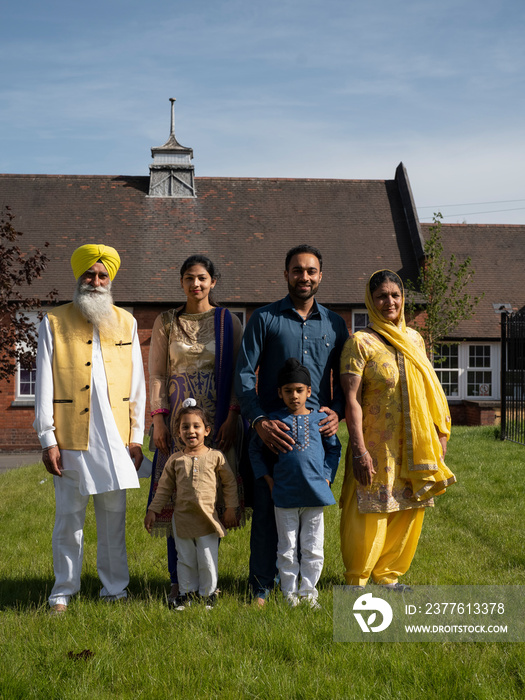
434, 344, 459, 369
467, 371, 492, 397
230, 310, 245, 328
19, 366, 37, 396
353, 312, 369, 332
468, 345, 491, 368
435, 369, 459, 397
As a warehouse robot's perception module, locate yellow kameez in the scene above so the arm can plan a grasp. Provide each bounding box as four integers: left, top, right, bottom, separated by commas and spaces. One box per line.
340, 329, 433, 513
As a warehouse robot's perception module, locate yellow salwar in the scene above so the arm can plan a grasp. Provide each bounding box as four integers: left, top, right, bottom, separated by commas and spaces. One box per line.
340, 480, 425, 585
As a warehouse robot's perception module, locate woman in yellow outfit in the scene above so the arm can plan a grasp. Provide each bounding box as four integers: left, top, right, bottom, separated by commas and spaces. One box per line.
339, 270, 456, 590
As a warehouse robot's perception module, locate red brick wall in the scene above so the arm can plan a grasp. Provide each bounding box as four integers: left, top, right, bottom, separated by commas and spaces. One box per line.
134, 306, 160, 423
463, 401, 498, 427
0, 377, 40, 451
449, 403, 466, 426
449, 401, 499, 426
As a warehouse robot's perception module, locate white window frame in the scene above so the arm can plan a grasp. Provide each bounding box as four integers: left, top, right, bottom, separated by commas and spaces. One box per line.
434, 342, 500, 400
16, 362, 37, 401
433, 344, 460, 399
14, 310, 41, 403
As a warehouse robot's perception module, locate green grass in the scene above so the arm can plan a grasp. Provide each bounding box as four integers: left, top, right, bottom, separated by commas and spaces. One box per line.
1, 426, 524, 699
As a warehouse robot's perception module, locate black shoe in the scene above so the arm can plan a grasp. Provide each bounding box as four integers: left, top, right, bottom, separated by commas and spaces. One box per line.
171, 593, 196, 610
204, 592, 218, 609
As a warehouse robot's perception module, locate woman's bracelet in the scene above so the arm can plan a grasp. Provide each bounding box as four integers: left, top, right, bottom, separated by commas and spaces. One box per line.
353, 449, 369, 460
229, 404, 241, 414
151, 408, 170, 418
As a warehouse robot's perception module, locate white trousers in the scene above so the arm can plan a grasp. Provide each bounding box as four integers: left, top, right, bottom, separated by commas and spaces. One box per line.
274, 506, 324, 599
172, 519, 219, 597
49, 471, 128, 606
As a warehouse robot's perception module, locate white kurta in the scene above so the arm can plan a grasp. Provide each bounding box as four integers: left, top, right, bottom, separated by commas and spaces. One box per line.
33, 314, 145, 495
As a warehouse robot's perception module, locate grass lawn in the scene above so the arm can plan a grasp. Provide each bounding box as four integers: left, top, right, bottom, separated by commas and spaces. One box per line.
1, 426, 524, 699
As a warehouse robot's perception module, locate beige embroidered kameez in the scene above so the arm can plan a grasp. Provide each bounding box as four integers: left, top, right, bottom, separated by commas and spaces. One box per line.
149, 308, 243, 441
148, 449, 239, 538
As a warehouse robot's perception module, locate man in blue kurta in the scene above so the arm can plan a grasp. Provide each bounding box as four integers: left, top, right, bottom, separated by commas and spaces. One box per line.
235, 245, 349, 603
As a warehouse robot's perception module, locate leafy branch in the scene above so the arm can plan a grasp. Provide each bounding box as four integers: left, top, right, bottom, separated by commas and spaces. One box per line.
405, 213, 483, 361
0, 206, 58, 383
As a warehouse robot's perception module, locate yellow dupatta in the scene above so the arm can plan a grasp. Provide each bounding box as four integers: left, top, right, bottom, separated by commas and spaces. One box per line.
365, 271, 456, 501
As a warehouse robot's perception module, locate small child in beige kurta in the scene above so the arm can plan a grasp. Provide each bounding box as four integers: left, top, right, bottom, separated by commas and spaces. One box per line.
148, 449, 238, 539
145, 405, 238, 607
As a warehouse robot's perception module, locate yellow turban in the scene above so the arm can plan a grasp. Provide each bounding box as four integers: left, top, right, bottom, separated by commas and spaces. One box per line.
70, 244, 121, 281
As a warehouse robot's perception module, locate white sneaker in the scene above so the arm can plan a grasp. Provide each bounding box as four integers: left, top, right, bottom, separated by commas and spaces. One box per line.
284, 593, 300, 608
300, 594, 321, 610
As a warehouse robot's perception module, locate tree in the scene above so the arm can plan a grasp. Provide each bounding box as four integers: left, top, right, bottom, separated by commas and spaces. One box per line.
405, 213, 483, 362
0, 206, 57, 383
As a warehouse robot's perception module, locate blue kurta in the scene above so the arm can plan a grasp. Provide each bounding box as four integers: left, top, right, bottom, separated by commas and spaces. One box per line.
249, 409, 341, 508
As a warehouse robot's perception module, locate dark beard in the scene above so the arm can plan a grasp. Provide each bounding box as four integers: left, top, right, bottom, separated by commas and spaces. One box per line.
287, 281, 318, 302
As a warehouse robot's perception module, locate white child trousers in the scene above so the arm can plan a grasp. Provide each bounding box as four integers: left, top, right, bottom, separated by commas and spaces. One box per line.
49, 471, 129, 607
172, 519, 219, 597
274, 506, 324, 600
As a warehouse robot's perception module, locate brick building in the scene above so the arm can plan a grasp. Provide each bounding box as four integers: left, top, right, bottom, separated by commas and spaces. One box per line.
1, 104, 523, 450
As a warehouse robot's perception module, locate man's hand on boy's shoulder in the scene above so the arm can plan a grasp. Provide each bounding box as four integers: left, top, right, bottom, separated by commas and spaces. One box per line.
255, 417, 294, 454
318, 407, 339, 436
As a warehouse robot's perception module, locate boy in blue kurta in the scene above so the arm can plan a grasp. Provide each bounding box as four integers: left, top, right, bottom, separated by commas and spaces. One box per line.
249, 358, 341, 608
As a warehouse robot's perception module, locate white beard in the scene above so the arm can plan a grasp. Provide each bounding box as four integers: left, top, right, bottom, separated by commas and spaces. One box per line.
73, 280, 114, 333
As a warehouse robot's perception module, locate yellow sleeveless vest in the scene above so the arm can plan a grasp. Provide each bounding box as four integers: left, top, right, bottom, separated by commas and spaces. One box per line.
47, 303, 135, 450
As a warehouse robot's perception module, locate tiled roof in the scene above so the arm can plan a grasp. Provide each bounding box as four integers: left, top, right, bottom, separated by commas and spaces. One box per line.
421, 222, 525, 339
3, 172, 520, 340
0, 173, 420, 308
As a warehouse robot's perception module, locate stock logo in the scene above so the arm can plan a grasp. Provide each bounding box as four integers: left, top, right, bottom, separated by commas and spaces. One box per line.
353, 593, 393, 632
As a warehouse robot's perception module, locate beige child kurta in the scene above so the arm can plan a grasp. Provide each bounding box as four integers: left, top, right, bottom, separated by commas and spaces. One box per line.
148, 448, 239, 538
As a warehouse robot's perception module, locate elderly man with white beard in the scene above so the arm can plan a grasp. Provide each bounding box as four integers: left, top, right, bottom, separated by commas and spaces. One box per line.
33, 244, 146, 614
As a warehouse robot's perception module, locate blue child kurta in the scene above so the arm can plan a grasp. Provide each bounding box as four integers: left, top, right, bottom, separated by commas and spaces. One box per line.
248, 409, 341, 508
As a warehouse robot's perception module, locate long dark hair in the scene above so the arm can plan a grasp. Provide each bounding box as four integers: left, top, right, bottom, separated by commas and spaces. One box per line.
368, 269, 403, 294
176, 255, 221, 337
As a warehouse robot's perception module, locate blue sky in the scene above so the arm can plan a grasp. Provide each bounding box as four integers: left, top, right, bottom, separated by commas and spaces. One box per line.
2, 0, 525, 223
